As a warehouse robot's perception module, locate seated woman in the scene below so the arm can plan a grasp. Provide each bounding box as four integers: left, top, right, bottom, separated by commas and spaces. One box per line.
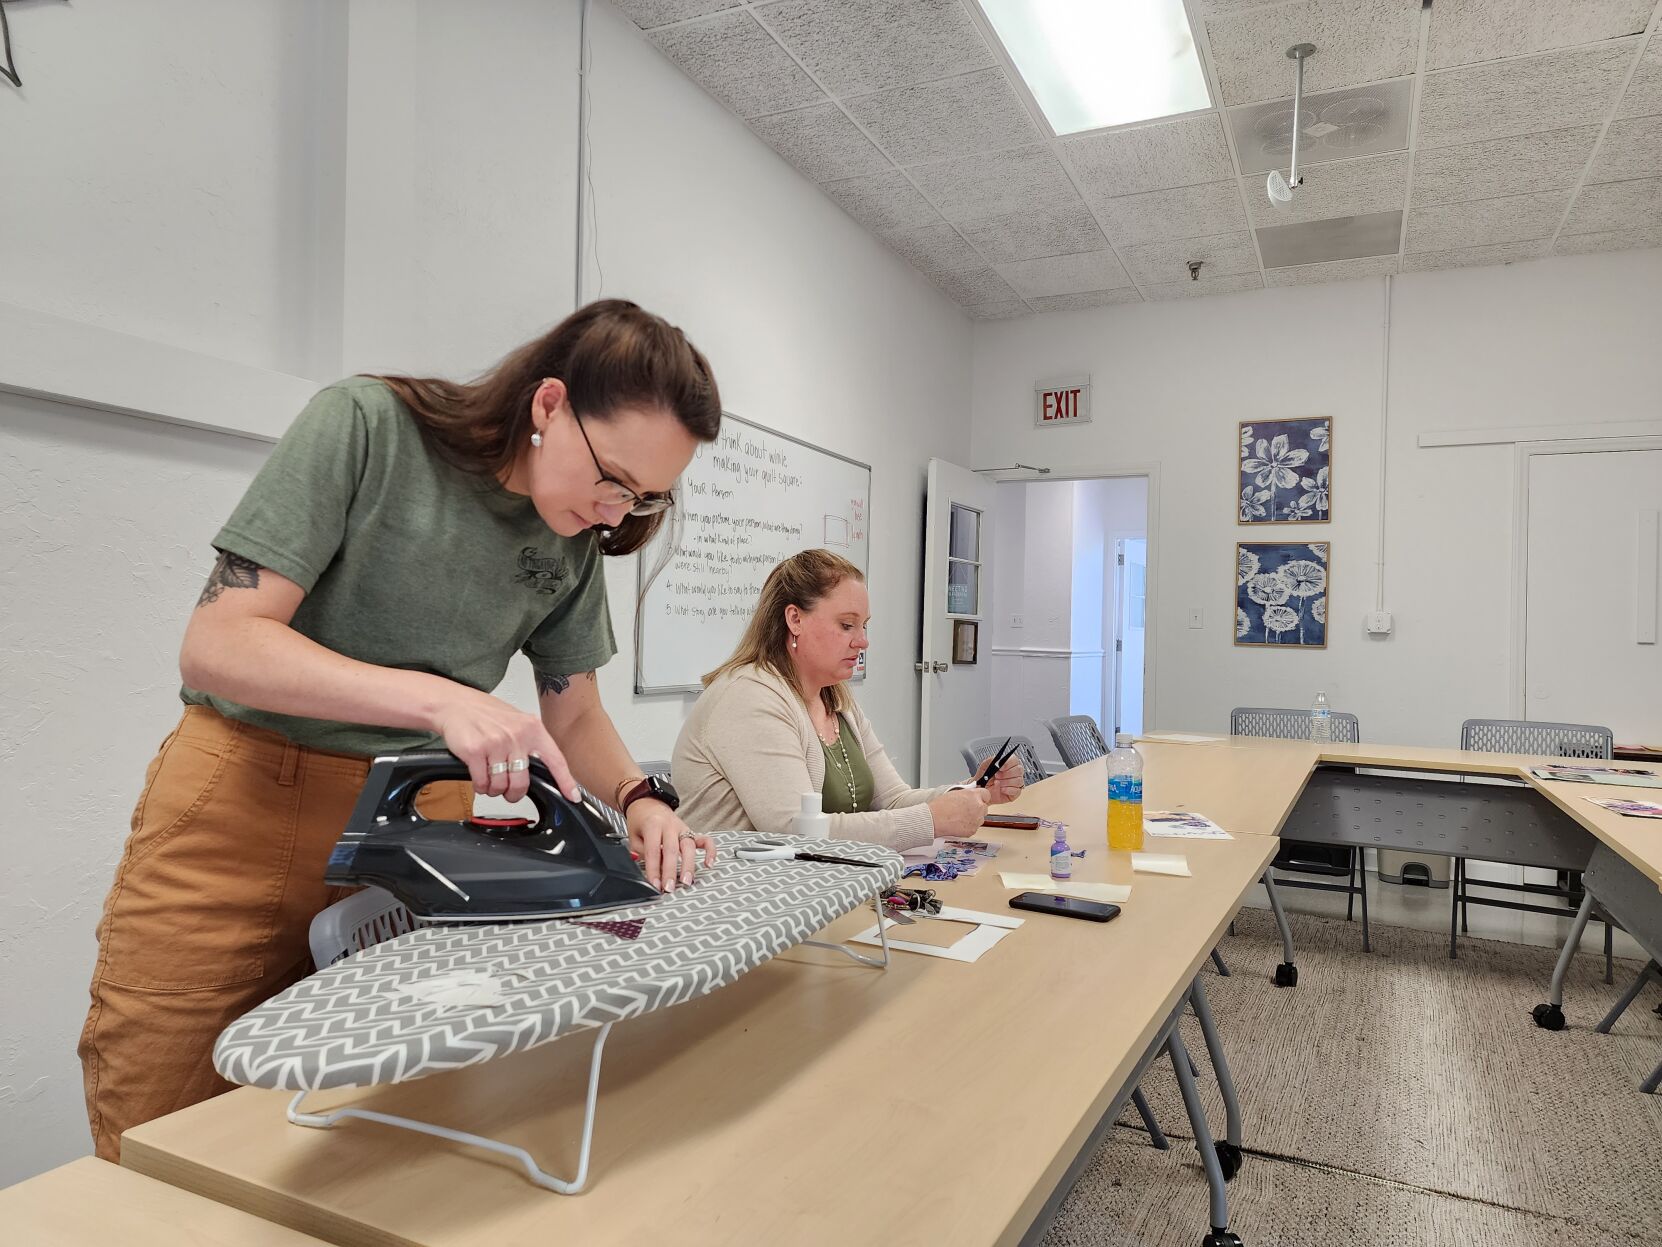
673, 549, 1022, 849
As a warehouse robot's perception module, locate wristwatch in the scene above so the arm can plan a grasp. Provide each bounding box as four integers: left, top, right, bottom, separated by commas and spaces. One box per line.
617, 774, 680, 813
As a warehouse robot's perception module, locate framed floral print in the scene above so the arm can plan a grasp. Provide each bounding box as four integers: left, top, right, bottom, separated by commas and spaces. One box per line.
1239, 417, 1330, 525
1236, 543, 1328, 648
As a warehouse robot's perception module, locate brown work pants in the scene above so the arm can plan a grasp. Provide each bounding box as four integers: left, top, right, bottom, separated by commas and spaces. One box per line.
78, 705, 469, 1161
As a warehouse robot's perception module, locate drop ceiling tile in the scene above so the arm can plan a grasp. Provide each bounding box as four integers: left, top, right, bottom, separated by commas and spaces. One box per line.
879, 221, 983, 273
1091, 181, 1248, 246
1399, 240, 1549, 272
1229, 79, 1415, 176
650, 11, 824, 119
1562, 177, 1662, 234
968, 300, 1031, 321
1410, 126, 1602, 205
1620, 34, 1662, 119
908, 145, 1081, 221
1063, 114, 1234, 199
847, 69, 1039, 166
754, 0, 995, 97
1030, 289, 1145, 313
1194, 0, 1291, 13
1553, 224, 1662, 254
1146, 273, 1264, 300
994, 251, 1134, 299
821, 170, 941, 233
613, 0, 740, 30
1122, 232, 1259, 287
1586, 116, 1662, 184
747, 104, 890, 182
1417, 41, 1640, 149
1405, 191, 1570, 252
1426, 0, 1652, 70
1204, 0, 1421, 107
958, 204, 1107, 265
1256, 209, 1404, 266
1263, 255, 1399, 287
931, 267, 1020, 306
1245, 152, 1407, 227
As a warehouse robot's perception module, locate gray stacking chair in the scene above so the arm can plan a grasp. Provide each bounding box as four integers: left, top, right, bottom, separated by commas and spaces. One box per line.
1230, 705, 1370, 952
961, 735, 1047, 786
1045, 714, 1110, 769
1454, 719, 1615, 968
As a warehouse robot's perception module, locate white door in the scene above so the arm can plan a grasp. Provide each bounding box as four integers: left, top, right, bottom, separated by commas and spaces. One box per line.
1115, 537, 1147, 737
918, 459, 997, 785
1524, 447, 1662, 742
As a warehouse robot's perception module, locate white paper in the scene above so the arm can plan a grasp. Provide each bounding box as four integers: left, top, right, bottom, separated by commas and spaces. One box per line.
1131, 852, 1191, 877
1143, 811, 1233, 840
999, 873, 1132, 904
1139, 733, 1223, 744
848, 907, 1023, 963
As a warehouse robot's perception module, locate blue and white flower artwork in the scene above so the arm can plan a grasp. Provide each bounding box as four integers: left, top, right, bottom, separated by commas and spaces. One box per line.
1239, 418, 1331, 525
1236, 543, 1329, 648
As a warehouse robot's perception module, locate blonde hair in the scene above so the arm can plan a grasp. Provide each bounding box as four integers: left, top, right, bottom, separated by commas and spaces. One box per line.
704, 549, 865, 715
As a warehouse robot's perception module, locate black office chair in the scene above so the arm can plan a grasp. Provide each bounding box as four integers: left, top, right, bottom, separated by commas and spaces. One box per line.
961, 735, 1047, 786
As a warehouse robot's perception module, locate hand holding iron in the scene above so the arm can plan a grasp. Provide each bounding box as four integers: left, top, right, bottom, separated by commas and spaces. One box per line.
431, 688, 579, 802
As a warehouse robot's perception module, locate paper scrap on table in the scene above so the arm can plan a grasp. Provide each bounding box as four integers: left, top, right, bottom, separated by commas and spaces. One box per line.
1132, 852, 1191, 877
1139, 733, 1223, 744
1143, 811, 1232, 840
849, 907, 1022, 963
999, 873, 1131, 904
1583, 796, 1662, 819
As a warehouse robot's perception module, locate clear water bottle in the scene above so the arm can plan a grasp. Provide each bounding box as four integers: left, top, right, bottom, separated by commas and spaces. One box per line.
1309, 691, 1332, 743
1107, 734, 1144, 852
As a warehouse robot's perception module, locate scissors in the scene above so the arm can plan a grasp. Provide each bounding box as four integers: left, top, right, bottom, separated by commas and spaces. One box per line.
734, 838, 886, 868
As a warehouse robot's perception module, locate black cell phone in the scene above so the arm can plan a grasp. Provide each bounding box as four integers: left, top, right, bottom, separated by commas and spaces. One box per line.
1008, 892, 1121, 922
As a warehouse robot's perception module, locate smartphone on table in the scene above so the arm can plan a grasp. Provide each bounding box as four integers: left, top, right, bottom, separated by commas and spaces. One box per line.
1008, 892, 1121, 922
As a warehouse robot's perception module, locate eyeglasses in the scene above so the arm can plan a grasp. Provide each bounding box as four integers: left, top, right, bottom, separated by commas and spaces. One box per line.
570, 409, 675, 517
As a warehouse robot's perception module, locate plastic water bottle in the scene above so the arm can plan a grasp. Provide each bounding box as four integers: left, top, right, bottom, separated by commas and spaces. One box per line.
1107, 734, 1144, 852
1049, 824, 1073, 880
1309, 691, 1332, 743
790, 792, 830, 839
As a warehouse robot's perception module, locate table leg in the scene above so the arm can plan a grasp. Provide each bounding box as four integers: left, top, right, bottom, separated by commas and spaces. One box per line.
1167, 1030, 1243, 1247
1533, 891, 1596, 1031
1189, 977, 1242, 1181
1596, 961, 1660, 1035
1261, 871, 1298, 987
1131, 1087, 1169, 1150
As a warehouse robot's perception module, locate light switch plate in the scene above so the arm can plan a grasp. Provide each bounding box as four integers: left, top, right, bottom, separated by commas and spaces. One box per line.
1011, 613, 1023, 629
1365, 610, 1394, 636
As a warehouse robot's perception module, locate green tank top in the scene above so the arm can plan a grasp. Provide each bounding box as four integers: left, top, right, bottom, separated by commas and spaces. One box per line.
820, 715, 876, 814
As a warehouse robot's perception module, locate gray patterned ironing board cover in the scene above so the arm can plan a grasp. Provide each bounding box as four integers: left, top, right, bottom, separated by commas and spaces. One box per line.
213, 833, 902, 1092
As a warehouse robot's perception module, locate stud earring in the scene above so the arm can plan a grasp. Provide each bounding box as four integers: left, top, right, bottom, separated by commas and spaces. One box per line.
530, 431, 543, 448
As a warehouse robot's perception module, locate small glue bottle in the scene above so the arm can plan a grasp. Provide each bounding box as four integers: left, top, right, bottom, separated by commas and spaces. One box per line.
790, 792, 830, 840
1049, 824, 1072, 881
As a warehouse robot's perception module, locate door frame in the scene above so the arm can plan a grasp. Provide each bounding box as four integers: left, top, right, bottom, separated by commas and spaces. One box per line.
1509, 436, 1662, 720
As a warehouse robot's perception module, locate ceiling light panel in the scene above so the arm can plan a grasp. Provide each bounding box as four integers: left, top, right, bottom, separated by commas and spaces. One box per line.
974, 0, 1211, 135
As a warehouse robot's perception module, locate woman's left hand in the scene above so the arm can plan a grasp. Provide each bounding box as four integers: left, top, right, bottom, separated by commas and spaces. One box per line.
628, 799, 716, 893
973, 754, 1026, 805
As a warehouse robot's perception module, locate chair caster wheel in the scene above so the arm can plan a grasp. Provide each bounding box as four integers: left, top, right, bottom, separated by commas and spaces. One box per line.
1274, 963, 1297, 988
1202, 1232, 1243, 1247
1531, 1003, 1565, 1031
1215, 1140, 1242, 1181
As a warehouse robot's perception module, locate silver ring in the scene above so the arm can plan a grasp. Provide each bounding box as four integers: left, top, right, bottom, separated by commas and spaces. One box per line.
509, 758, 530, 772
678, 832, 697, 843
488, 761, 510, 776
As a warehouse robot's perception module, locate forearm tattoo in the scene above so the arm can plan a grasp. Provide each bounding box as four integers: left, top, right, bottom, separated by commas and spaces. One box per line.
196, 552, 262, 607
537, 670, 596, 697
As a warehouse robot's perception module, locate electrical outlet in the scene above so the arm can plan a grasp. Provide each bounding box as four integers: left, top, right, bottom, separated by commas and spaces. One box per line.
1365, 610, 1394, 636
1011, 613, 1023, 629
1188, 608, 1204, 629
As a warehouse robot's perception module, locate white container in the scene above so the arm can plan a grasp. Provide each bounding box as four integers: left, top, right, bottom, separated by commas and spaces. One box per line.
790, 792, 830, 839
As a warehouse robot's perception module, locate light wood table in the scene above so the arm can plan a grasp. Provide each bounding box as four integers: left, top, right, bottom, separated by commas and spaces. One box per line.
123, 757, 1277, 1247
0, 1156, 328, 1245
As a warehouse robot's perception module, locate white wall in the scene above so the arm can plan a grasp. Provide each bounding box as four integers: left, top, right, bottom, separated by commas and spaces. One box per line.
0, 0, 970, 1185
971, 250, 1662, 745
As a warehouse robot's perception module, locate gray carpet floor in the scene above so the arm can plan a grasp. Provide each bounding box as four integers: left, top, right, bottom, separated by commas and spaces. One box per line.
1043, 907, 1662, 1246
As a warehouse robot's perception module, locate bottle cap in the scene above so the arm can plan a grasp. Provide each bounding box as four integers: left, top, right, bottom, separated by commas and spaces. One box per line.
1115, 733, 1134, 747
799, 792, 823, 815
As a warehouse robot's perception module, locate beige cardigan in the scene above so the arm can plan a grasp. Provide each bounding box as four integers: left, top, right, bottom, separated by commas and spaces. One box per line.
672, 664, 948, 851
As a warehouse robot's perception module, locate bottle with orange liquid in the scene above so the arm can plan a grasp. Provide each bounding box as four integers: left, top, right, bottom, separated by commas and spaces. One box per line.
1106, 733, 1144, 852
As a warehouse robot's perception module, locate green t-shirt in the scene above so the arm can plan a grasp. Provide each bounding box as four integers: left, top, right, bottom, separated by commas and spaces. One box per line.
820, 715, 876, 815
182, 377, 616, 755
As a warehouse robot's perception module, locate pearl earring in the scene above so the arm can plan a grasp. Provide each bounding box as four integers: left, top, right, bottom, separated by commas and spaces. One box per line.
791, 637, 797, 650
530, 431, 543, 448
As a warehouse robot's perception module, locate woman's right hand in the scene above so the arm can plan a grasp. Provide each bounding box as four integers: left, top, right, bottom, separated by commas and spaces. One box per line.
927, 786, 992, 838
432, 687, 580, 802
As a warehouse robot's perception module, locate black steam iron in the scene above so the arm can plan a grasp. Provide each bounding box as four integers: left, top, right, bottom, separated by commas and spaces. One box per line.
325, 750, 660, 922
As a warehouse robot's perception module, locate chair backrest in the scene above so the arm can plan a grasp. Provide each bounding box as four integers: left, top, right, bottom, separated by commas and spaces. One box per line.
962, 735, 1047, 786
1459, 718, 1612, 760
1230, 706, 1361, 744
1044, 715, 1110, 769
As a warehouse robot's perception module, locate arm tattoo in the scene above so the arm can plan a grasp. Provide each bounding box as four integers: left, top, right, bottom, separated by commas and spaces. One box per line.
537, 670, 595, 698
197, 551, 262, 607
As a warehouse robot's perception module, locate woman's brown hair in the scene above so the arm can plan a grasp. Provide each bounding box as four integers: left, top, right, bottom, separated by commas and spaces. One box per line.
374, 299, 721, 556
704, 549, 865, 716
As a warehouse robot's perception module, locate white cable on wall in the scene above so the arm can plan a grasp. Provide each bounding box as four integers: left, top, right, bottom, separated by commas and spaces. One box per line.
573, 0, 590, 309
1375, 273, 1392, 612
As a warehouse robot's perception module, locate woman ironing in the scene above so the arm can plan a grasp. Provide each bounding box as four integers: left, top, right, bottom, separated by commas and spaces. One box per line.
80, 299, 719, 1160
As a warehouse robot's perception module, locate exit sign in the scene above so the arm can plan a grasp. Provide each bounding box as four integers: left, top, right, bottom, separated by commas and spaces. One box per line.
1035, 375, 1091, 427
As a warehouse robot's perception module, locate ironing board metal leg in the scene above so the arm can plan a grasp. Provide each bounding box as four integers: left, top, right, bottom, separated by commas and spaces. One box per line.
286, 1021, 616, 1194
1189, 977, 1242, 1150
802, 886, 891, 969
1167, 1029, 1231, 1237
1597, 961, 1660, 1035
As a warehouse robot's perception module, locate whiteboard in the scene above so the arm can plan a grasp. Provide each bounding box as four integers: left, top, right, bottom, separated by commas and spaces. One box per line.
634, 413, 871, 694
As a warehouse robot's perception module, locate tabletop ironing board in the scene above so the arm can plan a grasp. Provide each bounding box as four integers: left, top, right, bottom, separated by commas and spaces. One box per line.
213, 832, 903, 1193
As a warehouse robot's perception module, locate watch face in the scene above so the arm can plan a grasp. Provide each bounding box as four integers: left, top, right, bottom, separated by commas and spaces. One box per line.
646, 774, 681, 810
